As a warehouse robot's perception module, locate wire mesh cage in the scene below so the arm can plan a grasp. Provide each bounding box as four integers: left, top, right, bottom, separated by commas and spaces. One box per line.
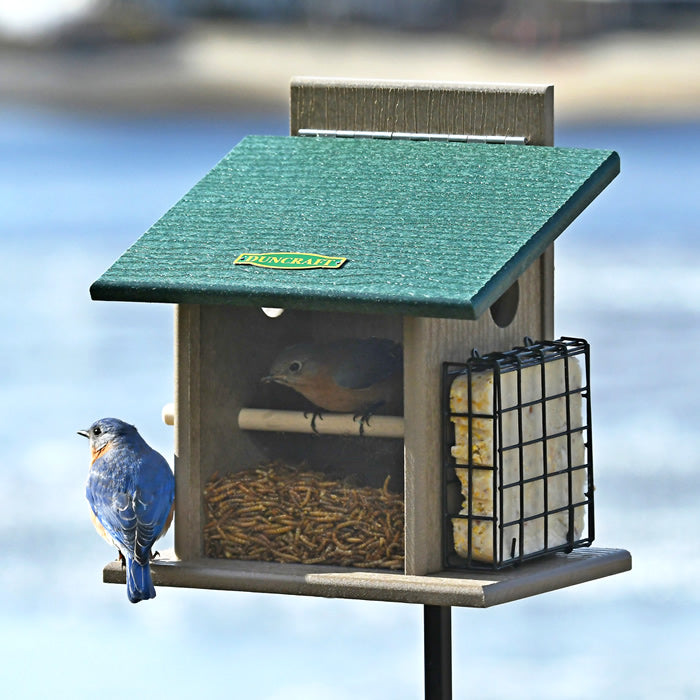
442, 337, 595, 570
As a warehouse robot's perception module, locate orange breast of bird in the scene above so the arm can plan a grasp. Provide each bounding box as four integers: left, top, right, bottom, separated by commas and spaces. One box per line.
293, 365, 397, 414
90, 441, 112, 466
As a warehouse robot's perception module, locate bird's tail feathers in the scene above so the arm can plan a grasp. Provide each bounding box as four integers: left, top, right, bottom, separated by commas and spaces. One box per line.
126, 556, 156, 603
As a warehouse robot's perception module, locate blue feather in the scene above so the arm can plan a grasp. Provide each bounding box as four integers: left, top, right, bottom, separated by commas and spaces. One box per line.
330, 338, 402, 390
125, 556, 156, 603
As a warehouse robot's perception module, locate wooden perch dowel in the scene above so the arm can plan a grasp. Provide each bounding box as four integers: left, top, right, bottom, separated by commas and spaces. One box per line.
238, 408, 404, 438
162, 404, 402, 437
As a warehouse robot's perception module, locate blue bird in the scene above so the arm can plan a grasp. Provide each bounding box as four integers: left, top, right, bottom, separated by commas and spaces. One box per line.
79, 418, 175, 603
263, 337, 403, 433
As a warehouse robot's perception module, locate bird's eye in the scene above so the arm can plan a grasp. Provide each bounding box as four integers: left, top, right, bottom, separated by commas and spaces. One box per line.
92, 426, 102, 437
288, 361, 302, 374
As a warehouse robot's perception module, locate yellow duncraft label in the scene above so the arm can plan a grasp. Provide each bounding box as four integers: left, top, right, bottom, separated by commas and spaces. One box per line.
234, 252, 347, 270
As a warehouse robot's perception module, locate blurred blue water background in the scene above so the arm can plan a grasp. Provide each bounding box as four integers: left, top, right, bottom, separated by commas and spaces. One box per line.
1, 106, 699, 698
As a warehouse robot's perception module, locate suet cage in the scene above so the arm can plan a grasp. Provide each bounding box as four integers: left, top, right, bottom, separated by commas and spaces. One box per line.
442, 337, 594, 570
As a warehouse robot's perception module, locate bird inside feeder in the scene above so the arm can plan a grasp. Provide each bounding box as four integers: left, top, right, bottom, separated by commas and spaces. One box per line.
262, 337, 403, 433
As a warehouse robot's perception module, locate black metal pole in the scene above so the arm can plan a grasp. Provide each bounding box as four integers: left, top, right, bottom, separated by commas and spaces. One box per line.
424, 605, 452, 700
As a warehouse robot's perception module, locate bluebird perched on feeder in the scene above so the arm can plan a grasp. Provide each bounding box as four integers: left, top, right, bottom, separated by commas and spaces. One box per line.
263, 337, 403, 433
79, 418, 175, 603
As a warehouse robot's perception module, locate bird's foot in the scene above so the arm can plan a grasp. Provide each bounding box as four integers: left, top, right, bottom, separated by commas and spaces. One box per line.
150, 550, 161, 561
304, 409, 324, 434
353, 411, 373, 436
117, 551, 126, 569
353, 401, 385, 436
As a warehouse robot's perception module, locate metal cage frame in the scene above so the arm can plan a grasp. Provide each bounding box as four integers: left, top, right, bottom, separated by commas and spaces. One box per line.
442, 337, 595, 570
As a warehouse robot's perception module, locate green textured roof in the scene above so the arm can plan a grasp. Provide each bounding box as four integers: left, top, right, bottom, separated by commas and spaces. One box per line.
90, 135, 619, 319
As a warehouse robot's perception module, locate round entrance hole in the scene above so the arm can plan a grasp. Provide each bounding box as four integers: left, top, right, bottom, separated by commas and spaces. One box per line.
489, 280, 519, 328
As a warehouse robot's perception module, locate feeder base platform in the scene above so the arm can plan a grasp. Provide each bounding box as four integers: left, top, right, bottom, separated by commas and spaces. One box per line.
103, 547, 630, 607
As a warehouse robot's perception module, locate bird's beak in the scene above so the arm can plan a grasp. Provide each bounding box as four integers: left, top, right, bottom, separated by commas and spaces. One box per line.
77, 429, 89, 438
261, 374, 289, 386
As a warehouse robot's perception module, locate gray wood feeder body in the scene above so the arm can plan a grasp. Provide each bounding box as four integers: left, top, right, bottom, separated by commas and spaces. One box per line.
92, 79, 630, 607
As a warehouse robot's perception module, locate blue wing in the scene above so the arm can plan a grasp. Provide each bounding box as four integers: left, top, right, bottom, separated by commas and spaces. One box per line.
86, 446, 174, 565
332, 338, 403, 390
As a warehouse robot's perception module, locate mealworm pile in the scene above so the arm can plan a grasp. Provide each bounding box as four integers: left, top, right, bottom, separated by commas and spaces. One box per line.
204, 463, 404, 570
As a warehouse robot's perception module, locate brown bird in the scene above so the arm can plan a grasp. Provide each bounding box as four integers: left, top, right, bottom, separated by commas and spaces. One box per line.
263, 337, 403, 432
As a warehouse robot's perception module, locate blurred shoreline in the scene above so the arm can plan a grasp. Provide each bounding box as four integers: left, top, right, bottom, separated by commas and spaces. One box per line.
2, 20, 700, 123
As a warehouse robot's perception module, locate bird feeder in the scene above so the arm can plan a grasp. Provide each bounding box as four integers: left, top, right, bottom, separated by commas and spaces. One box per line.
90, 78, 630, 608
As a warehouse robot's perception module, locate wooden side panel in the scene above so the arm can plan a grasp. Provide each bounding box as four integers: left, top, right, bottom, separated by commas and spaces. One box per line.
174, 304, 203, 559
541, 244, 555, 339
